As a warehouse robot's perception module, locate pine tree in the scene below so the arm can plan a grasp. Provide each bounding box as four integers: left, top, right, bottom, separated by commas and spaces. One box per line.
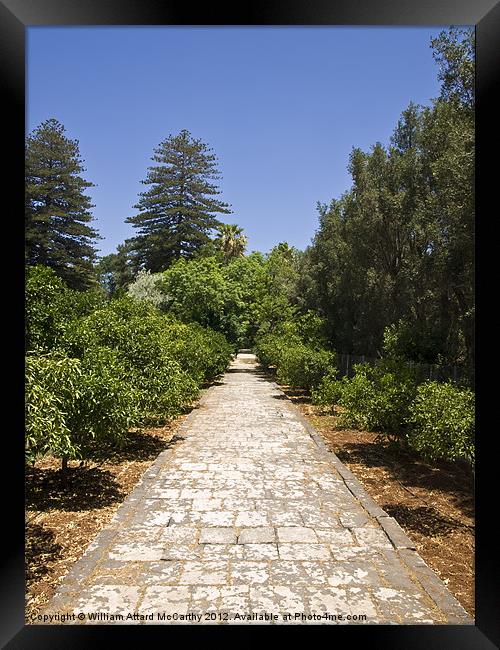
25, 118, 100, 290
126, 129, 231, 272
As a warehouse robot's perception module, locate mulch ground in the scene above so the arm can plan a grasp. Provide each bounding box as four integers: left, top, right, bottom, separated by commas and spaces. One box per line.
25, 414, 189, 623
279, 385, 474, 617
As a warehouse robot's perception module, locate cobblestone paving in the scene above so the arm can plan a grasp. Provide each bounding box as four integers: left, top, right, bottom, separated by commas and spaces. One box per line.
41, 354, 473, 625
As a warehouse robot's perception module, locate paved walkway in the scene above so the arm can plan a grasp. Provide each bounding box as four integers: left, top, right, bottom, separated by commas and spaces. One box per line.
43, 354, 473, 625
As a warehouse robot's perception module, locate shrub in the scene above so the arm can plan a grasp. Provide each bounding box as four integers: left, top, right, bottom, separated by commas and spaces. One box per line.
26, 265, 106, 353
338, 359, 417, 436
127, 269, 166, 308
59, 296, 232, 424
277, 345, 336, 391
254, 332, 301, 368
25, 349, 141, 465
294, 311, 329, 349
25, 266, 73, 352
67, 346, 141, 454
406, 381, 475, 463
160, 320, 233, 383
25, 353, 82, 463
190, 324, 234, 381
60, 299, 199, 424
311, 372, 343, 408
336, 371, 375, 430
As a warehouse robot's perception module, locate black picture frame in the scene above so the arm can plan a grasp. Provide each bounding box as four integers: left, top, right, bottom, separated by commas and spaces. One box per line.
3, 0, 499, 646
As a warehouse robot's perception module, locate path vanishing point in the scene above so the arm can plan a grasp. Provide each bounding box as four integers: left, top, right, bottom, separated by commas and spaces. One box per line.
42, 353, 473, 625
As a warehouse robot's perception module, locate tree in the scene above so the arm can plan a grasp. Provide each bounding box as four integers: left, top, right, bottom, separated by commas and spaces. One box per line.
214, 224, 248, 261
430, 27, 474, 109
298, 27, 474, 370
25, 118, 100, 290
95, 241, 141, 297
126, 129, 231, 272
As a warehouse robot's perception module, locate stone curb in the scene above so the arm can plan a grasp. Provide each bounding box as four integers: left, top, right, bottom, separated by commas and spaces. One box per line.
269, 377, 474, 624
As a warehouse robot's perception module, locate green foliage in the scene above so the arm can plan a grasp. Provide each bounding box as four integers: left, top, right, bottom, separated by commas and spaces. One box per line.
25, 348, 141, 464
254, 310, 329, 370
26, 265, 106, 353
158, 257, 231, 331
26, 277, 233, 465
157, 254, 270, 347
25, 353, 82, 463
406, 381, 475, 463
95, 241, 141, 297
297, 27, 474, 370
60, 299, 192, 423
255, 313, 334, 392
254, 332, 301, 369
127, 269, 166, 308
431, 27, 474, 108
25, 118, 100, 290
277, 345, 336, 391
67, 286, 107, 318
187, 324, 234, 381
60, 296, 232, 424
159, 319, 233, 383
126, 129, 231, 272
26, 266, 73, 352
66, 346, 141, 453
311, 372, 343, 408
338, 360, 417, 436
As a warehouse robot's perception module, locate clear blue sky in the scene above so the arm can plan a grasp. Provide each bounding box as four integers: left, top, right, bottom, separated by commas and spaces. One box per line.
27, 26, 450, 258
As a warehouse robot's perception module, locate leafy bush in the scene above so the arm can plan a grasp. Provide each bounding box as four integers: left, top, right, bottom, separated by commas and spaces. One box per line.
277, 345, 336, 391
26, 265, 106, 353
338, 360, 417, 436
66, 346, 141, 453
67, 286, 107, 318
189, 323, 235, 381
60, 299, 195, 423
60, 296, 232, 424
127, 269, 166, 308
254, 332, 301, 368
25, 264, 236, 465
255, 312, 333, 392
26, 266, 73, 352
159, 319, 233, 383
294, 311, 329, 349
25, 353, 82, 463
25, 349, 141, 464
406, 381, 475, 463
311, 372, 343, 408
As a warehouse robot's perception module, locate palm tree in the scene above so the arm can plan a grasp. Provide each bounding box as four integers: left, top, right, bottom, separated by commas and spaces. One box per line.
215, 224, 248, 260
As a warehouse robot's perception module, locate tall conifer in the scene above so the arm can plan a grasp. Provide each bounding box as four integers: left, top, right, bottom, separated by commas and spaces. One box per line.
25, 118, 100, 290
126, 129, 231, 271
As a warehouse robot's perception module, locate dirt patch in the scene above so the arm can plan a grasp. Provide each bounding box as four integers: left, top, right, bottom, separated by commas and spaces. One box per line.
281, 387, 475, 618
25, 414, 189, 623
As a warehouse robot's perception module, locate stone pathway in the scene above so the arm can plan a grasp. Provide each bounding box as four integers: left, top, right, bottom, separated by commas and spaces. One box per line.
42, 353, 473, 625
